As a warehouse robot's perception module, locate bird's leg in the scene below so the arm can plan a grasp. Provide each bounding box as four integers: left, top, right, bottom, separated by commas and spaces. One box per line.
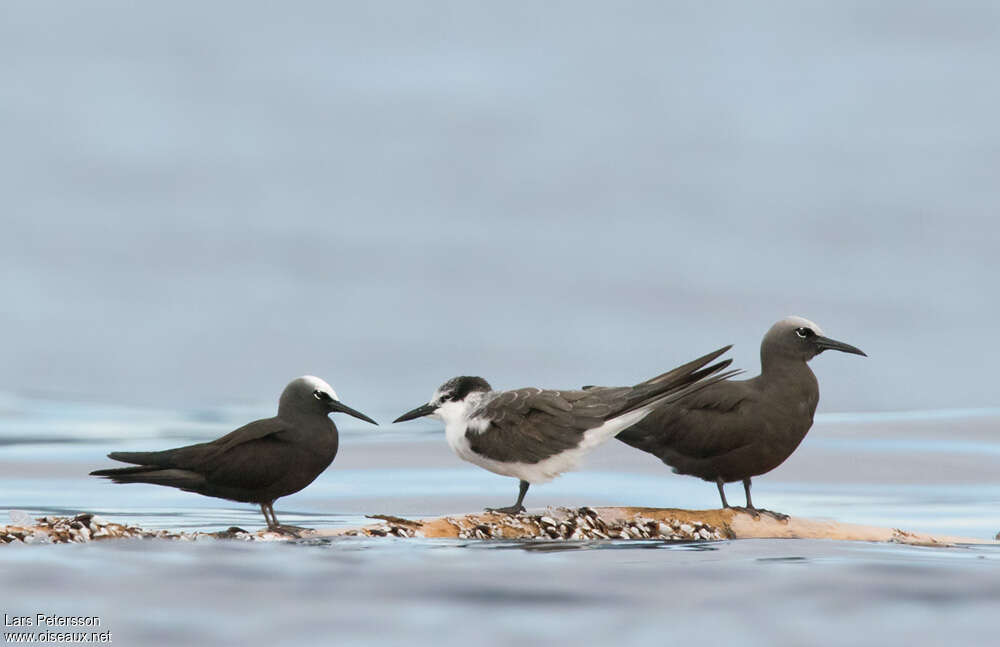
742, 478, 761, 518
265, 502, 309, 537
716, 477, 731, 509
260, 503, 277, 529
741, 479, 789, 521
487, 480, 529, 515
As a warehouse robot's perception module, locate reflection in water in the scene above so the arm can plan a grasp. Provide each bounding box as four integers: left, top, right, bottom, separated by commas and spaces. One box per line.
472, 539, 724, 553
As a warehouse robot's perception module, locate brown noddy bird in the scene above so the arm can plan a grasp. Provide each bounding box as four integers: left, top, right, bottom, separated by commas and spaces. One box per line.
615, 316, 866, 516
90, 376, 377, 534
392, 346, 740, 514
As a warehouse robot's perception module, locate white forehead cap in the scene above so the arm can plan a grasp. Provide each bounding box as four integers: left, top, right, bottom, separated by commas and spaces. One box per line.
782, 315, 824, 336
301, 375, 339, 401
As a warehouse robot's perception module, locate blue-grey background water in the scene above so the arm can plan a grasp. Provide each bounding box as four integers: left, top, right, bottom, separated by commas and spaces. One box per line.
1, 2, 997, 645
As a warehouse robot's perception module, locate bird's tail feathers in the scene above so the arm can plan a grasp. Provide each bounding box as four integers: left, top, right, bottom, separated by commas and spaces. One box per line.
89, 465, 206, 490
617, 345, 741, 418
103, 449, 181, 468
582, 363, 740, 447
582, 345, 733, 401
622, 365, 742, 418
641, 366, 744, 412
636, 345, 732, 388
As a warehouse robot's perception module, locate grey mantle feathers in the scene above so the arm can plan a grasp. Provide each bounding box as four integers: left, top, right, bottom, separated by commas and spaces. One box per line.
394, 345, 741, 513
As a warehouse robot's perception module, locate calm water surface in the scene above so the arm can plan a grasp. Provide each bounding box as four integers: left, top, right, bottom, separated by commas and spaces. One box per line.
1, 395, 998, 646
1, 1, 999, 645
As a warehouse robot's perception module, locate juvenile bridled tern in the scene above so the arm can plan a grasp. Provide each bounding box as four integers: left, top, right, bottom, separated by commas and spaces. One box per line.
394, 347, 738, 514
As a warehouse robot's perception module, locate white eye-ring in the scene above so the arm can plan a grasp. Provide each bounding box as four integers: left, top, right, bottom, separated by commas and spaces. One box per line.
795, 327, 814, 339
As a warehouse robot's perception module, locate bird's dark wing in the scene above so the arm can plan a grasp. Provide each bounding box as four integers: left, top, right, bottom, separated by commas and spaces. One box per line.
616, 380, 759, 474
201, 418, 292, 460
463, 347, 740, 466
198, 432, 304, 492
466, 388, 629, 464
95, 418, 295, 492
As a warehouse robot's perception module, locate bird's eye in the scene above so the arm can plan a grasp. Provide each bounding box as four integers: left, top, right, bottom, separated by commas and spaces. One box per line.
440, 394, 452, 403
313, 390, 323, 399
795, 327, 815, 338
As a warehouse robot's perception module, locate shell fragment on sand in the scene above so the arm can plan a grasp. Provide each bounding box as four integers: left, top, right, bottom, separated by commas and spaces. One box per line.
0, 513, 288, 544
321, 507, 994, 547
340, 507, 723, 541
1, 508, 994, 547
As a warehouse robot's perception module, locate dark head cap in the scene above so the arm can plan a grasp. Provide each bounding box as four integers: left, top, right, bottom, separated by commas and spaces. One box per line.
278, 376, 377, 425
762, 316, 867, 364
433, 376, 492, 405
393, 376, 492, 423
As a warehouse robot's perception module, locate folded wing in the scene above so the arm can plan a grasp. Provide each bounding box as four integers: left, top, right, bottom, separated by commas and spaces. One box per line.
90, 418, 294, 497
616, 380, 758, 477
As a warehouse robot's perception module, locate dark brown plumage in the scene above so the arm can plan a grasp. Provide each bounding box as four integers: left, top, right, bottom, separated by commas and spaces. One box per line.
90, 376, 376, 534
616, 316, 866, 514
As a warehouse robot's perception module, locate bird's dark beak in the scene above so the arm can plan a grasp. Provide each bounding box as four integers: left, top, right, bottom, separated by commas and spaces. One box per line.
814, 335, 867, 357
393, 403, 437, 423
314, 390, 378, 424
328, 400, 379, 425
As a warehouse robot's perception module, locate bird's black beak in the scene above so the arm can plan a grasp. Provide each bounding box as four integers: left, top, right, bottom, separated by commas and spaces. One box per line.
814, 335, 867, 357
393, 403, 437, 423
329, 400, 379, 425
313, 391, 378, 424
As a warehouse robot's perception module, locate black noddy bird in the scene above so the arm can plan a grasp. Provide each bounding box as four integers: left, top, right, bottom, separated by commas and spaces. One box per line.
392, 347, 740, 514
90, 376, 377, 534
616, 316, 866, 516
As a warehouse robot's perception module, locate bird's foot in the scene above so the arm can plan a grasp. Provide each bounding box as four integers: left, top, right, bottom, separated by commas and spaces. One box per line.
266, 524, 310, 537
757, 509, 790, 522
736, 507, 789, 522
732, 506, 761, 519
485, 505, 526, 516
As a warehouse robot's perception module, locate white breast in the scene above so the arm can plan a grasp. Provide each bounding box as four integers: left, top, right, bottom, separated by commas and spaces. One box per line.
443, 405, 654, 484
